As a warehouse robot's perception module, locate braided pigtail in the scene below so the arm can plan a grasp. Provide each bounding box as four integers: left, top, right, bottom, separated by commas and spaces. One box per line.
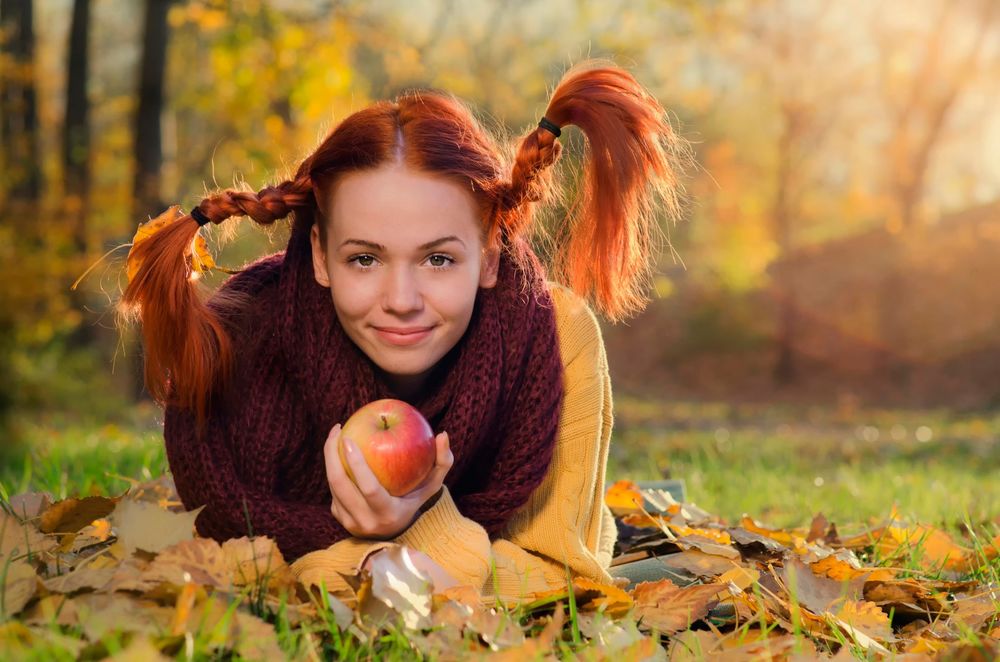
118, 177, 313, 429
504, 61, 691, 322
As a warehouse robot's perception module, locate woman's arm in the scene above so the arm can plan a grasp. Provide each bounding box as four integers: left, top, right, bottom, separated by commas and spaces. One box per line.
164, 381, 346, 563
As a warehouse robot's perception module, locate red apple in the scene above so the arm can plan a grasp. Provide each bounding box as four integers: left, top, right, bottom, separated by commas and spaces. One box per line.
339, 398, 436, 496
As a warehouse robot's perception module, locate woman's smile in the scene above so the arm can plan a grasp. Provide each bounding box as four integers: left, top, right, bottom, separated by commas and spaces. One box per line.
372, 325, 436, 346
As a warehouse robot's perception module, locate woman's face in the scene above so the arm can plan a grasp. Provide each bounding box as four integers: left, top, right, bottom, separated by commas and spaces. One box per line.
310, 162, 499, 396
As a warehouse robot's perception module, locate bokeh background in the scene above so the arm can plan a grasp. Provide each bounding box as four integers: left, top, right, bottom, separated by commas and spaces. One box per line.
2, 0, 999, 525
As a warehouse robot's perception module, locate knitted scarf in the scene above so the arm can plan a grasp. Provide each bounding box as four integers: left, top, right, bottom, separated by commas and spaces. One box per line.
163, 215, 565, 562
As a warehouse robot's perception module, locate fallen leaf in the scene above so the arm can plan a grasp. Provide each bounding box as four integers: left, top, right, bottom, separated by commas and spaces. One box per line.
1, 512, 57, 558
366, 546, 433, 630
574, 576, 634, 617
739, 516, 807, 549
631, 579, 722, 634
778, 556, 864, 616
113, 498, 204, 556
833, 599, 893, 642
605, 480, 644, 515
656, 550, 739, 578
675, 534, 741, 560
810, 553, 895, 583
6, 492, 53, 521
0, 559, 39, 617
221, 536, 294, 591
717, 566, 760, 592
39, 496, 118, 535
145, 538, 231, 590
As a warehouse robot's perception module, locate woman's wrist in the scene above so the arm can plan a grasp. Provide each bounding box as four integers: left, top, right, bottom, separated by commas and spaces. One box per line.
366, 487, 446, 541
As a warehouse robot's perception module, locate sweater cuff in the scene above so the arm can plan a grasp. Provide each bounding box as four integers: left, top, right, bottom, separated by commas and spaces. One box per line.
393, 485, 492, 588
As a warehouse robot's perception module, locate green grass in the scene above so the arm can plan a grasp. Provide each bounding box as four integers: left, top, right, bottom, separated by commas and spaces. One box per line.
3, 396, 998, 529
2, 397, 998, 660
607, 395, 1000, 530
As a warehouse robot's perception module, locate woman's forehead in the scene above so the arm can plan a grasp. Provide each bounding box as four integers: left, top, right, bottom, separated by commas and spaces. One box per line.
326, 164, 481, 247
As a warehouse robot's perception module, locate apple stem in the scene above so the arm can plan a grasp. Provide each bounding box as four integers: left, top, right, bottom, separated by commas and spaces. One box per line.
379, 414, 388, 430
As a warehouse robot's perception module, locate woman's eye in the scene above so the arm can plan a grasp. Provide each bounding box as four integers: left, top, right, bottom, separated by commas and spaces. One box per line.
353, 255, 375, 267
428, 254, 452, 267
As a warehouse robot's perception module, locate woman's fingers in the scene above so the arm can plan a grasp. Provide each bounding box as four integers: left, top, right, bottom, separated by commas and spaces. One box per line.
324, 424, 370, 516
407, 431, 453, 501
341, 436, 391, 506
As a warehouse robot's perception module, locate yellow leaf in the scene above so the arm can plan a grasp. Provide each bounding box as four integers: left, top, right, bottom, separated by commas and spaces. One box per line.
605, 480, 643, 515
126, 205, 215, 283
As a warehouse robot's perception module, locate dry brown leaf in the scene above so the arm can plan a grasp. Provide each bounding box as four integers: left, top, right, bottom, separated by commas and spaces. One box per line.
489, 603, 563, 660
6, 492, 53, 521
41, 563, 116, 593
145, 537, 231, 590
739, 516, 807, 549
717, 565, 760, 592
833, 599, 893, 641
778, 556, 864, 616
668, 524, 732, 545
658, 550, 740, 578
113, 498, 204, 556
631, 579, 722, 634
675, 534, 741, 559
809, 554, 895, 583
574, 576, 634, 617
221, 536, 294, 591
39, 496, 118, 535
1, 558, 39, 618
1, 512, 57, 558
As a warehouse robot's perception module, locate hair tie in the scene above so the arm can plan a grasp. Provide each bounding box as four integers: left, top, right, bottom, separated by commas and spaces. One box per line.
538, 116, 561, 138
190, 206, 212, 227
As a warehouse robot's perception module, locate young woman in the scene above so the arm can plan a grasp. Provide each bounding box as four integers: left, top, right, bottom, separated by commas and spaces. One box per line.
120, 60, 688, 601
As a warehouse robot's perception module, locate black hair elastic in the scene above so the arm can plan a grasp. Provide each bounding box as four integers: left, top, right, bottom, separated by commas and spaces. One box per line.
538, 116, 561, 138
190, 206, 212, 227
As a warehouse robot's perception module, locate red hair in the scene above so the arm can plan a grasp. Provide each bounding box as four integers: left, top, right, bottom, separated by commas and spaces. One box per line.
118, 60, 690, 425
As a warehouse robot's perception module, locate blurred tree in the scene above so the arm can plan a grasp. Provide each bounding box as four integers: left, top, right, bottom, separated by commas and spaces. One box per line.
740, 0, 863, 384
875, 0, 998, 232
0, 0, 40, 444
130, 0, 174, 399
0, 0, 41, 205
64, 0, 93, 349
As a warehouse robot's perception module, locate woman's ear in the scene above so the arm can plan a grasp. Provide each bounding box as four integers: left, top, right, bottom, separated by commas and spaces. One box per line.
479, 246, 500, 289
310, 224, 331, 287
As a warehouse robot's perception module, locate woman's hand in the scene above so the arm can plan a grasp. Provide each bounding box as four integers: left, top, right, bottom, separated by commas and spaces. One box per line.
324, 423, 453, 540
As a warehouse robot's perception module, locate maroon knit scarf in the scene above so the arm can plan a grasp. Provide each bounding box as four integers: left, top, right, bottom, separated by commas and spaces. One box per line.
163, 215, 565, 561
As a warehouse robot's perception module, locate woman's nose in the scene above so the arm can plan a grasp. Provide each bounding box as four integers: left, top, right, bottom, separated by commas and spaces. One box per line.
382, 267, 423, 314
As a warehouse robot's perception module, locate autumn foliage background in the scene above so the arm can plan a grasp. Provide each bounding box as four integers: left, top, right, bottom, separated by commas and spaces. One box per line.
1, 1, 999, 509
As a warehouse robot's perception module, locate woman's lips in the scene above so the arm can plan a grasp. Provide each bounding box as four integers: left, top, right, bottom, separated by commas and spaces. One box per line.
373, 326, 434, 346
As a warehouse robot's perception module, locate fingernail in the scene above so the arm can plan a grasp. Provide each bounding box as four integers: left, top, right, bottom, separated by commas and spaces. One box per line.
344, 438, 355, 453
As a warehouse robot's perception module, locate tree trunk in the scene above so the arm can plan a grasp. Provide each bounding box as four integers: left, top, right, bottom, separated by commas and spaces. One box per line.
129, 0, 172, 400
0, 0, 41, 206
64, 0, 93, 349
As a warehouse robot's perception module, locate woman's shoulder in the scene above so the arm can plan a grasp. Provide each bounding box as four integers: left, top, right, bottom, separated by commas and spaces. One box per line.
545, 280, 605, 369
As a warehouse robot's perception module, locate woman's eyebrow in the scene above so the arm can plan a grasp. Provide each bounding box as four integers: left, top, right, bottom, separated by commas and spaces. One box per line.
339, 236, 466, 251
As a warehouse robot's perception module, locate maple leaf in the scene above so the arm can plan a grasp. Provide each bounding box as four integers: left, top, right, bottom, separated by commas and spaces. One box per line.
112, 498, 204, 556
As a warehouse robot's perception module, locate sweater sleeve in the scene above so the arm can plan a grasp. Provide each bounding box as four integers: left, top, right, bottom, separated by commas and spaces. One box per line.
289, 283, 618, 600
164, 389, 346, 563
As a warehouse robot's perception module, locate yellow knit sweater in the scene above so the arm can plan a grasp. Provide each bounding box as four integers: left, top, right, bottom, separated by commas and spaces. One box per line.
290, 281, 616, 601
